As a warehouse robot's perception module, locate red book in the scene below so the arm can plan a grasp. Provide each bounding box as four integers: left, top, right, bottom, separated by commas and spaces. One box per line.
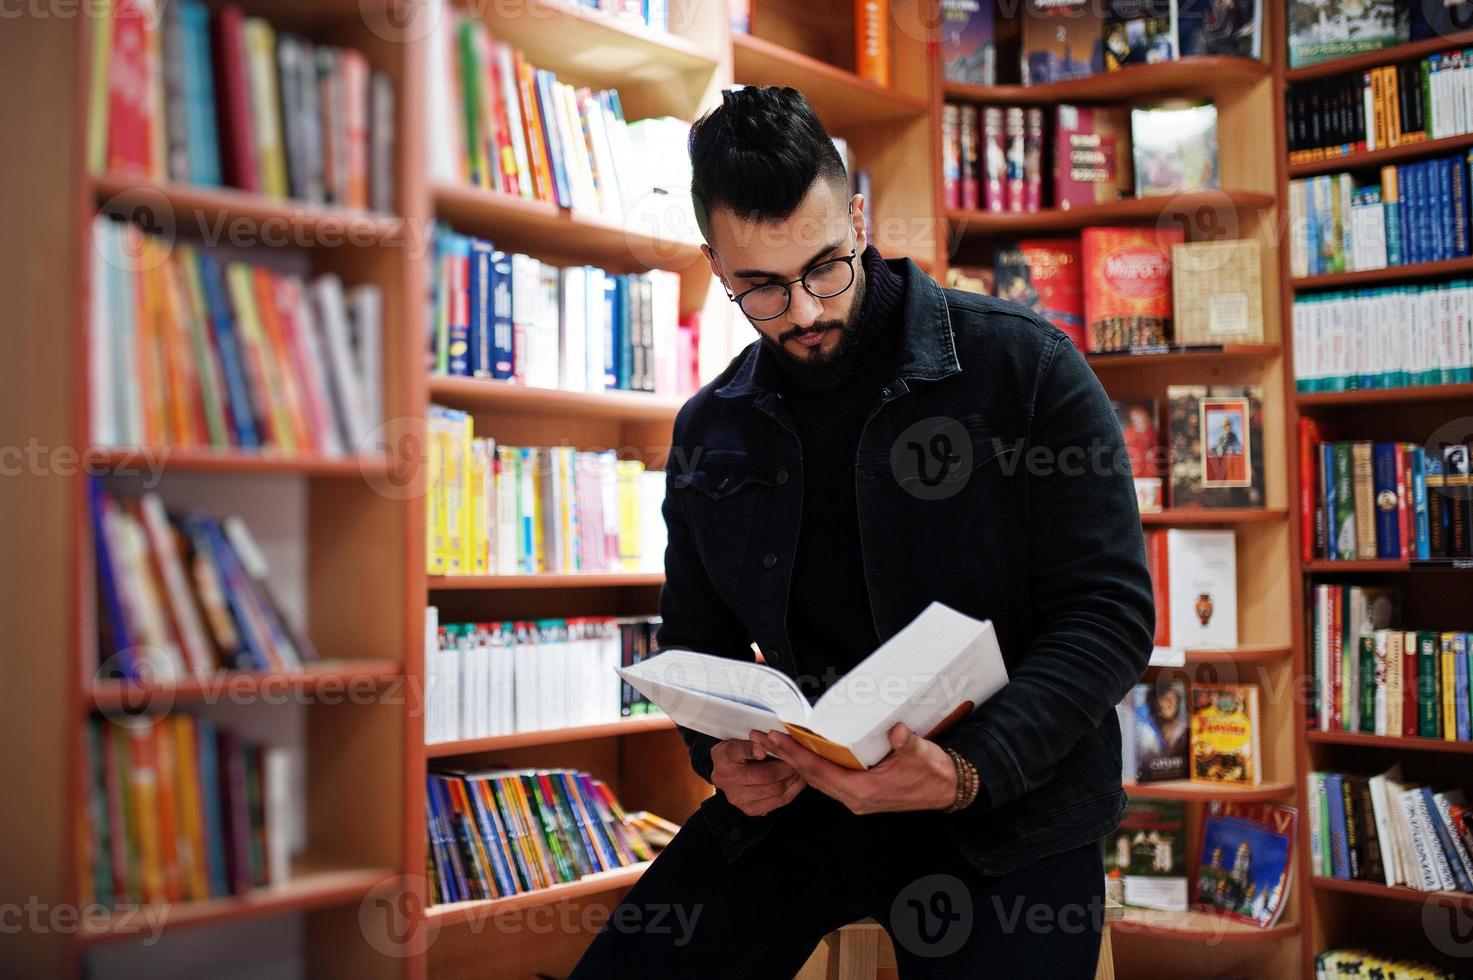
1004, 107, 1025, 213
1144, 529, 1169, 648
153, 717, 183, 902
213, 6, 259, 192
982, 106, 1005, 213
942, 104, 960, 210
1403, 629, 1420, 738
1080, 226, 1183, 352
959, 105, 979, 211
1328, 585, 1342, 733
1298, 415, 1321, 563
1395, 442, 1410, 561
993, 239, 1084, 349
106, 0, 150, 174
1024, 107, 1044, 212
1053, 104, 1133, 209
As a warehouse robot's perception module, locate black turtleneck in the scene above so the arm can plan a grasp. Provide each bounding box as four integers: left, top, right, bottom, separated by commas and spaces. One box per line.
776, 246, 906, 700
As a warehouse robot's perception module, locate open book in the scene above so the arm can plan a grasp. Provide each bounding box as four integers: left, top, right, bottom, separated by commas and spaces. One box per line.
615, 601, 1008, 769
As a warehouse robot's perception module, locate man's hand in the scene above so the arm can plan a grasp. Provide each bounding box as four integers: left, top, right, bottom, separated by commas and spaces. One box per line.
749, 724, 958, 815
710, 738, 807, 816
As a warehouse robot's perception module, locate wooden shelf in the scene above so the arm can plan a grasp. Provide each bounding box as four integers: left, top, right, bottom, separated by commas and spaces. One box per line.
432, 183, 703, 273
1287, 31, 1473, 83
1124, 779, 1295, 802
1310, 875, 1473, 908
426, 715, 674, 758
90, 446, 392, 477
426, 863, 651, 928
733, 35, 928, 131
89, 660, 403, 710
947, 190, 1275, 237
1291, 255, 1473, 290
92, 172, 403, 243
1289, 132, 1473, 177
1296, 383, 1473, 407
1114, 907, 1298, 943
1152, 645, 1294, 666
428, 376, 685, 422
75, 864, 395, 945
944, 57, 1269, 106
1087, 344, 1279, 369
1140, 508, 1288, 526
1305, 730, 1473, 754
428, 571, 665, 590
1302, 559, 1473, 573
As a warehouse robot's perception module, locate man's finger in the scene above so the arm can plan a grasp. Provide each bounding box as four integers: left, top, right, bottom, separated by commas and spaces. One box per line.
729, 758, 798, 785
716, 738, 761, 763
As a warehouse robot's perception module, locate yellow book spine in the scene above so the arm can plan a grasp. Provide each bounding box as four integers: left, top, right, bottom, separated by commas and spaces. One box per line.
226, 264, 296, 452
127, 726, 165, 903
87, 0, 114, 175
426, 408, 446, 575
245, 20, 290, 198
469, 438, 488, 574
170, 715, 210, 901
530, 449, 545, 573
615, 460, 643, 569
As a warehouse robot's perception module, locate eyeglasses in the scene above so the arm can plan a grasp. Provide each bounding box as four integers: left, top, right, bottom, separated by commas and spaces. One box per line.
724, 248, 859, 321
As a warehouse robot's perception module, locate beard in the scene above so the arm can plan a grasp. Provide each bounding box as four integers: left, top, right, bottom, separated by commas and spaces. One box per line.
762, 267, 869, 393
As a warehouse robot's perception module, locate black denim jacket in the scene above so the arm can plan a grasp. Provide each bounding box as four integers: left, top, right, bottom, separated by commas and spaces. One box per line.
655, 257, 1154, 875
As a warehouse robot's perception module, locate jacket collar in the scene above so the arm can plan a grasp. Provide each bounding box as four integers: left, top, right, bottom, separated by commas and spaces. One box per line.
714, 256, 960, 399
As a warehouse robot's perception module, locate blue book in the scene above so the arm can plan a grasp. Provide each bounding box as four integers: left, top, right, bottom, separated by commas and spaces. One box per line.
1372, 443, 1401, 559
197, 253, 260, 448
1452, 155, 1469, 257
457, 774, 515, 897
617, 276, 633, 390
1457, 634, 1470, 742
1322, 442, 1339, 559
1423, 787, 1473, 891
1385, 174, 1403, 266
1412, 447, 1431, 558
427, 777, 468, 902
1408, 162, 1424, 265
602, 274, 621, 390
195, 716, 230, 897
468, 237, 494, 377
88, 479, 137, 678
533, 70, 572, 208
1325, 773, 1350, 878
199, 517, 267, 670
490, 249, 514, 381
1397, 165, 1412, 266
181, 0, 221, 186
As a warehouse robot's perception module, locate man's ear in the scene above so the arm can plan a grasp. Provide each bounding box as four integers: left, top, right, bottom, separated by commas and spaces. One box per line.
850, 193, 869, 253
702, 243, 731, 297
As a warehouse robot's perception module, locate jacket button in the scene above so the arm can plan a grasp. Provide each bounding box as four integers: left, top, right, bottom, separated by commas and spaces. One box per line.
718, 476, 731, 491
727, 828, 743, 842
881, 386, 892, 398
776, 469, 789, 485
762, 553, 778, 568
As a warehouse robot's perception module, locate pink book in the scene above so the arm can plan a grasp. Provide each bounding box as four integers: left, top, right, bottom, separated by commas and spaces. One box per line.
1004, 107, 1025, 213
1024, 107, 1044, 212
983, 106, 1005, 213
960, 105, 979, 211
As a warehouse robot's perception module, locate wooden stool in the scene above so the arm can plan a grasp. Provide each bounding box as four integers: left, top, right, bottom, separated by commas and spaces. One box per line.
796, 900, 1123, 980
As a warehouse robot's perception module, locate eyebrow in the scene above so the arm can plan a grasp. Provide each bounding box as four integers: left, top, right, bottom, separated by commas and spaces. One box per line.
731, 240, 845, 281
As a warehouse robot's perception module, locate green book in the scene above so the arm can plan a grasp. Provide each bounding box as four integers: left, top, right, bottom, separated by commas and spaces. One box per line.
1419, 631, 1441, 739
1360, 635, 1377, 734
1333, 443, 1357, 560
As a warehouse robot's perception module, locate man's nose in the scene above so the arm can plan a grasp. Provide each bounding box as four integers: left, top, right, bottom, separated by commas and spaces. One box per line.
785, 287, 823, 329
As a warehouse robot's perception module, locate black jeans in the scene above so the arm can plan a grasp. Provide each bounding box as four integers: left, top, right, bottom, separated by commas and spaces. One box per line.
571, 788, 1105, 979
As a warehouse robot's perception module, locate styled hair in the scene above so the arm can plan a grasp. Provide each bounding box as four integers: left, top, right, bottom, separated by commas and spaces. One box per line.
687, 86, 848, 242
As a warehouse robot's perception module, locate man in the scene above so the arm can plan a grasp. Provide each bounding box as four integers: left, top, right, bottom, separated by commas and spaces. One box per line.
573, 87, 1153, 978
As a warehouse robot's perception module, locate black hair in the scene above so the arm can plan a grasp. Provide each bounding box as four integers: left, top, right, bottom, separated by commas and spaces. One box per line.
687, 86, 848, 242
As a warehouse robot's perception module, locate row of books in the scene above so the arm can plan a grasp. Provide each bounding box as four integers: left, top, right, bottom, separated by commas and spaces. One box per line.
88, 0, 394, 211
1104, 798, 1294, 928
1285, 63, 1429, 162
80, 714, 293, 907
942, 101, 1220, 212
427, 10, 696, 239
423, 611, 659, 746
1308, 765, 1473, 895
1119, 681, 1260, 787
425, 768, 654, 905
90, 481, 313, 683
1315, 949, 1454, 980
1287, 156, 1472, 278
957, 232, 1265, 354
1311, 600, 1473, 744
1298, 429, 1473, 561
428, 227, 690, 396
1292, 282, 1473, 393
575, 0, 674, 32
90, 217, 381, 455
425, 408, 666, 576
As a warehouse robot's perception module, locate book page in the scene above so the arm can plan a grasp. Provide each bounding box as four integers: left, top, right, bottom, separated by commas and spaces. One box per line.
615, 649, 810, 742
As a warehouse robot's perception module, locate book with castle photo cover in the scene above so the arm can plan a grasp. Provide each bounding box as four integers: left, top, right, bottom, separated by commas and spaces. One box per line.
616, 602, 1008, 769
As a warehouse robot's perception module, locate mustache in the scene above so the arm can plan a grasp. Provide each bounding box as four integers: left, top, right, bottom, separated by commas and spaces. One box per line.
778, 320, 846, 343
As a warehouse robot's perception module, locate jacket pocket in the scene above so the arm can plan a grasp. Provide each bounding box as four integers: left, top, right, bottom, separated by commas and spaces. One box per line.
676, 451, 777, 499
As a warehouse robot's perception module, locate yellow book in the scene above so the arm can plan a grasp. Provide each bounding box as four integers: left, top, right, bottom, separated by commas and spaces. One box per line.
135, 242, 168, 446
558, 448, 575, 573
127, 725, 165, 903
226, 264, 296, 452
86, 0, 114, 175
615, 459, 644, 570
244, 19, 289, 198
458, 413, 474, 572
425, 408, 446, 575
170, 715, 209, 901
1443, 633, 1459, 742
145, 0, 167, 179
1189, 685, 1261, 786
469, 438, 489, 574
436, 408, 469, 574
528, 448, 545, 573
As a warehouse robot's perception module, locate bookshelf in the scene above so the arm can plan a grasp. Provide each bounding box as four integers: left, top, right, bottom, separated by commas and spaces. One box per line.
1273, 13, 1473, 977
930, 3, 1298, 976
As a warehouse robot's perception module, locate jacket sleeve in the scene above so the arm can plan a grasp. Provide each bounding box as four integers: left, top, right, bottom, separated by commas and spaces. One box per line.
653, 421, 759, 783
939, 333, 1155, 810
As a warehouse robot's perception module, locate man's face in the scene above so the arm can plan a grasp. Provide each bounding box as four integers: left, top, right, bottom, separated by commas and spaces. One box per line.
703, 179, 869, 376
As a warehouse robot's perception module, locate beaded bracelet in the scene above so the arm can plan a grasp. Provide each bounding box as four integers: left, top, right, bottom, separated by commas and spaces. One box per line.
942, 747, 980, 813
